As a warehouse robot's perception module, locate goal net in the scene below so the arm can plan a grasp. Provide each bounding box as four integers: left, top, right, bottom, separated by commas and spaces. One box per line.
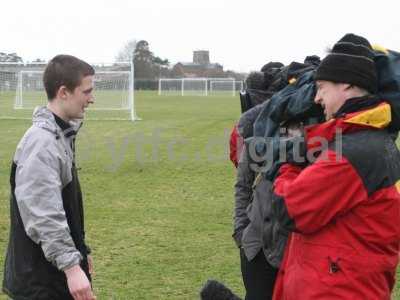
209, 80, 235, 96
158, 78, 208, 96
0, 62, 139, 121
158, 78, 183, 96
209, 79, 244, 96
158, 77, 243, 97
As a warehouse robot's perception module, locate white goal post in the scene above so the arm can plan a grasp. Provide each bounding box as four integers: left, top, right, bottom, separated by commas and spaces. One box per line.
158, 77, 243, 97
209, 80, 236, 96
158, 78, 208, 96
158, 78, 183, 96
182, 78, 208, 96
1, 61, 140, 121
235, 80, 244, 92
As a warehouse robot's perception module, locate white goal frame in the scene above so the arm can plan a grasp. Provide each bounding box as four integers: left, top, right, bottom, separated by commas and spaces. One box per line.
158, 78, 183, 96
209, 80, 236, 96
158, 77, 242, 97
158, 78, 208, 96
1, 61, 140, 121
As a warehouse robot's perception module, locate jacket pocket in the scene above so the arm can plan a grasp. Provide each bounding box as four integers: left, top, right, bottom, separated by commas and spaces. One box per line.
232, 229, 244, 247
298, 242, 395, 289
265, 223, 289, 268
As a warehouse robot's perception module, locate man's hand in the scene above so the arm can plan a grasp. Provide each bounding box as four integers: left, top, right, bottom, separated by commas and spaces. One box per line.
88, 255, 94, 275
64, 265, 96, 300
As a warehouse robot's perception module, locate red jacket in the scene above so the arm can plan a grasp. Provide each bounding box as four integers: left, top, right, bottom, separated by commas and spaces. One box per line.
272, 101, 400, 300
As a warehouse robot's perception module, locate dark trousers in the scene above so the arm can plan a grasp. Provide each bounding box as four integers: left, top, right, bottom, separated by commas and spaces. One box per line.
240, 248, 278, 300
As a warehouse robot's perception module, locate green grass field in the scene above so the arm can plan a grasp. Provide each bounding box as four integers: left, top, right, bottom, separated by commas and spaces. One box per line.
0, 91, 244, 299
0, 91, 399, 299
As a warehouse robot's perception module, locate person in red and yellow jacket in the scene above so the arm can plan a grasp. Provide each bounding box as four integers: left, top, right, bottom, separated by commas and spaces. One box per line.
272, 34, 400, 300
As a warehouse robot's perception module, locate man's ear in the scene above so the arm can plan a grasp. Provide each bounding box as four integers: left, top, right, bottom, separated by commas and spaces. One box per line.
56, 85, 69, 100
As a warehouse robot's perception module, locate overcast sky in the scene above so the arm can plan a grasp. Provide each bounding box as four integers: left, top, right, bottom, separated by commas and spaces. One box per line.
2, 0, 399, 72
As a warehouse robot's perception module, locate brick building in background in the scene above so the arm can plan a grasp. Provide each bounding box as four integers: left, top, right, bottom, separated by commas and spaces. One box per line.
171, 50, 224, 78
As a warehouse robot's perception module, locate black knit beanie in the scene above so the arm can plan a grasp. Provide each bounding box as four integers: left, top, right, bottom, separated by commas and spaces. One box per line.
315, 33, 377, 93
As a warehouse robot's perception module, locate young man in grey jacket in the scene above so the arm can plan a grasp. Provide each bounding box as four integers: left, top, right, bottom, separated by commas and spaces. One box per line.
3, 55, 96, 300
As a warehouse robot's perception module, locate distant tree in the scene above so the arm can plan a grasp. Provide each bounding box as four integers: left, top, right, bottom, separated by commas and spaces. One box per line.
152, 56, 169, 66
134, 40, 151, 62
115, 39, 137, 62
0, 52, 23, 63
133, 40, 153, 78
116, 39, 170, 79
152, 56, 169, 78
152, 56, 169, 69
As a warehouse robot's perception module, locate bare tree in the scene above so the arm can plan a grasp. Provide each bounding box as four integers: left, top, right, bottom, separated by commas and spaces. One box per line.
115, 39, 137, 62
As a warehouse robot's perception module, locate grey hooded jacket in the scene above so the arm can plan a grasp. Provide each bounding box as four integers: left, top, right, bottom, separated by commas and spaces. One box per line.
233, 103, 288, 268
3, 106, 90, 299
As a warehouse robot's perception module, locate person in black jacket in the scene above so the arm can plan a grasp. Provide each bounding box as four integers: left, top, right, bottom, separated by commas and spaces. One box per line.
3, 55, 96, 300
233, 105, 278, 300
233, 58, 323, 300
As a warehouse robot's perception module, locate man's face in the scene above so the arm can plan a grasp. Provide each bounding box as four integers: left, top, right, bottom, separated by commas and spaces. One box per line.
314, 80, 348, 120
64, 75, 94, 120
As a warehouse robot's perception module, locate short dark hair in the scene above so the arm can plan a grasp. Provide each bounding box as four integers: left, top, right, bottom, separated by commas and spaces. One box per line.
43, 54, 95, 100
